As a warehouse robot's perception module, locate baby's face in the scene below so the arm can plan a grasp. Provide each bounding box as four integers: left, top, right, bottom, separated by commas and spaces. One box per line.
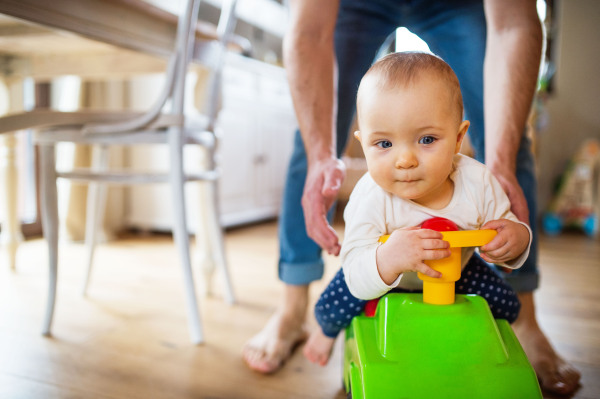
355, 74, 468, 209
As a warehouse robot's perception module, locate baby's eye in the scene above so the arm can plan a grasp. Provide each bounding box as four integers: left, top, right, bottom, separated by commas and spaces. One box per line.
376, 140, 392, 149
418, 136, 436, 145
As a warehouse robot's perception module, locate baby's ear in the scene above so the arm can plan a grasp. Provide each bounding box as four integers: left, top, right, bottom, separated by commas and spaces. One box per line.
354, 130, 362, 143
455, 121, 470, 153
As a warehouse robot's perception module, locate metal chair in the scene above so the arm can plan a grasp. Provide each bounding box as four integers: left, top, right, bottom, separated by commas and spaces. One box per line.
2, 0, 238, 344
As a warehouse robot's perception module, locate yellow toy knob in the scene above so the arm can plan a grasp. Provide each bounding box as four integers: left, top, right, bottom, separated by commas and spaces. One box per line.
379, 218, 497, 305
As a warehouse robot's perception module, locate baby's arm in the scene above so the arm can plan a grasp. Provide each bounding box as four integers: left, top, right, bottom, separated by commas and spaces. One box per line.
479, 219, 530, 265
376, 228, 450, 285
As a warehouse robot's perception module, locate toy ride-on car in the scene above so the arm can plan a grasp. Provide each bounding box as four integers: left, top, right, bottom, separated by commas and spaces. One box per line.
343, 218, 542, 399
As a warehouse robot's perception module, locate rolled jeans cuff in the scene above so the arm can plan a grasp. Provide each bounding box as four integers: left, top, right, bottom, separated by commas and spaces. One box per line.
279, 260, 324, 285
501, 271, 539, 293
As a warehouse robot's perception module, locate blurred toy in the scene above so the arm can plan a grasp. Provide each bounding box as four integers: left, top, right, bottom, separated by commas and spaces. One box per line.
543, 139, 600, 237
343, 218, 541, 399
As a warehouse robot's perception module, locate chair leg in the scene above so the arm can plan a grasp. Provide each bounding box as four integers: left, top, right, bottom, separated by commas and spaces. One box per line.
196, 146, 235, 304
39, 144, 59, 336
82, 145, 109, 296
210, 179, 235, 304
207, 165, 235, 304
195, 180, 215, 298
169, 128, 203, 344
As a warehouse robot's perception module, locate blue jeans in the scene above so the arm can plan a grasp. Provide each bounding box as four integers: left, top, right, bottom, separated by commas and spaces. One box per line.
278, 0, 539, 293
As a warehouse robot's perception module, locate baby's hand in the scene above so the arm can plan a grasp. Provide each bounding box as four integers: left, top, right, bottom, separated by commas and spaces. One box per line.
376, 228, 451, 285
479, 219, 529, 264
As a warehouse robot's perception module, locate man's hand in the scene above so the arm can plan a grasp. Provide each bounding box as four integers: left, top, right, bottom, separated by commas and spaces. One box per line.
490, 166, 530, 224
301, 157, 346, 255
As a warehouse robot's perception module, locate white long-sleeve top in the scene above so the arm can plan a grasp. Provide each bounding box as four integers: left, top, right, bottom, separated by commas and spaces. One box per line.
342, 154, 532, 300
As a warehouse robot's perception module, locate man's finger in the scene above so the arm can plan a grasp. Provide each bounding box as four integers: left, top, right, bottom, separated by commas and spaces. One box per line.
501, 178, 530, 224
322, 170, 343, 194
507, 190, 529, 223
313, 221, 340, 253
301, 158, 345, 255
304, 204, 340, 254
321, 170, 344, 207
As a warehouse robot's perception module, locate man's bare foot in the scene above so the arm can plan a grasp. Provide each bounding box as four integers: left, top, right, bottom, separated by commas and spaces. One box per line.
514, 292, 581, 395
242, 285, 309, 374
303, 329, 336, 366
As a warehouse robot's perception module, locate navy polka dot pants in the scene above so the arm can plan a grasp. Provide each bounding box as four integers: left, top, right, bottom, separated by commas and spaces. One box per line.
314, 253, 521, 338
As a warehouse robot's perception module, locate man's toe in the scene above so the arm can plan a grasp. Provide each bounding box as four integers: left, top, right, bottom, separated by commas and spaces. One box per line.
540, 364, 581, 395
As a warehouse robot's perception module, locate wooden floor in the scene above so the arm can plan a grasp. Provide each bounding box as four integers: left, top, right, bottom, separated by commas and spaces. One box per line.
1, 221, 599, 399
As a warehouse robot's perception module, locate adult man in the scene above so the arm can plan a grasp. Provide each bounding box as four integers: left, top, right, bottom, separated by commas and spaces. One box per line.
242, 0, 580, 395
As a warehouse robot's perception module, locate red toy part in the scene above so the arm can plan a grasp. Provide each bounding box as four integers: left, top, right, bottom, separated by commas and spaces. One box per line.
421, 217, 459, 232
365, 298, 380, 317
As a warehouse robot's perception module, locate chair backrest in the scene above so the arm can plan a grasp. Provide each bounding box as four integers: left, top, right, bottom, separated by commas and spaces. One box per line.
204, 0, 238, 131
84, 0, 238, 135
170, 0, 203, 116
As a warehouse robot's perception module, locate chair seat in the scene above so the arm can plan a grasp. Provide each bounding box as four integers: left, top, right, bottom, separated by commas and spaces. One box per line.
57, 169, 218, 184
0, 109, 214, 147
0, 109, 155, 134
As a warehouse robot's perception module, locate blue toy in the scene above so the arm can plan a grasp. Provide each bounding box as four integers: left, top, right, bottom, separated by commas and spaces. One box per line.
543, 139, 600, 237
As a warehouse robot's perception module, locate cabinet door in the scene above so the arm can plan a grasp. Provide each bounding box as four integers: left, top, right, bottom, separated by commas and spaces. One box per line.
255, 109, 296, 211
216, 98, 258, 224
253, 73, 296, 212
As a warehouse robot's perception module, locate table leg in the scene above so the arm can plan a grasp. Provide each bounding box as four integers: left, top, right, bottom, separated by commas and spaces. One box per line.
0, 77, 24, 270
0, 132, 23, 270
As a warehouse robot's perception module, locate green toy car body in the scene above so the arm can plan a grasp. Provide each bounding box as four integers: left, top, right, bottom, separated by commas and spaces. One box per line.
343, 293, 542, 399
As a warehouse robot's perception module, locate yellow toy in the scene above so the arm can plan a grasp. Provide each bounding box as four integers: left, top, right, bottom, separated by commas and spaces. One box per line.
379, 220, 497, 305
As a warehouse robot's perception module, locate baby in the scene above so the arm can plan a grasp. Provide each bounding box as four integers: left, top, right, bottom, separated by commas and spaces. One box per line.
304, 52, 532, 366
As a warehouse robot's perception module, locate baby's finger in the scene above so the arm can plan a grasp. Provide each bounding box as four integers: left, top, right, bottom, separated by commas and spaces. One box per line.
422, 238, 450, 250
422, 248, 452, 260
418, 229, 444, 239
481, 246, 512, 263
480, 234, 507, 252
481, 219, 504, 230
416, 263, 442, 278
479, 252, 493, 263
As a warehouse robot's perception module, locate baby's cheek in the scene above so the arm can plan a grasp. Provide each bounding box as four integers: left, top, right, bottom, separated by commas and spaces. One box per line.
373, 172, 394, 192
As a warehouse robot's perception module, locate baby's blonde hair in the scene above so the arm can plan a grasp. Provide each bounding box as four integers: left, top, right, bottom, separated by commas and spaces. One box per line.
357, 51, 464, 123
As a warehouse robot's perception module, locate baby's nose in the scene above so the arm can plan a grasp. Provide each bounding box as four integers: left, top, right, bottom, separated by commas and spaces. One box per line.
395, 150, 417, 169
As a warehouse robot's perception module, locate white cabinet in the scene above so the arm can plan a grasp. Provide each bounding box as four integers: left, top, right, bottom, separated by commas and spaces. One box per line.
125, 54, 297, 231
